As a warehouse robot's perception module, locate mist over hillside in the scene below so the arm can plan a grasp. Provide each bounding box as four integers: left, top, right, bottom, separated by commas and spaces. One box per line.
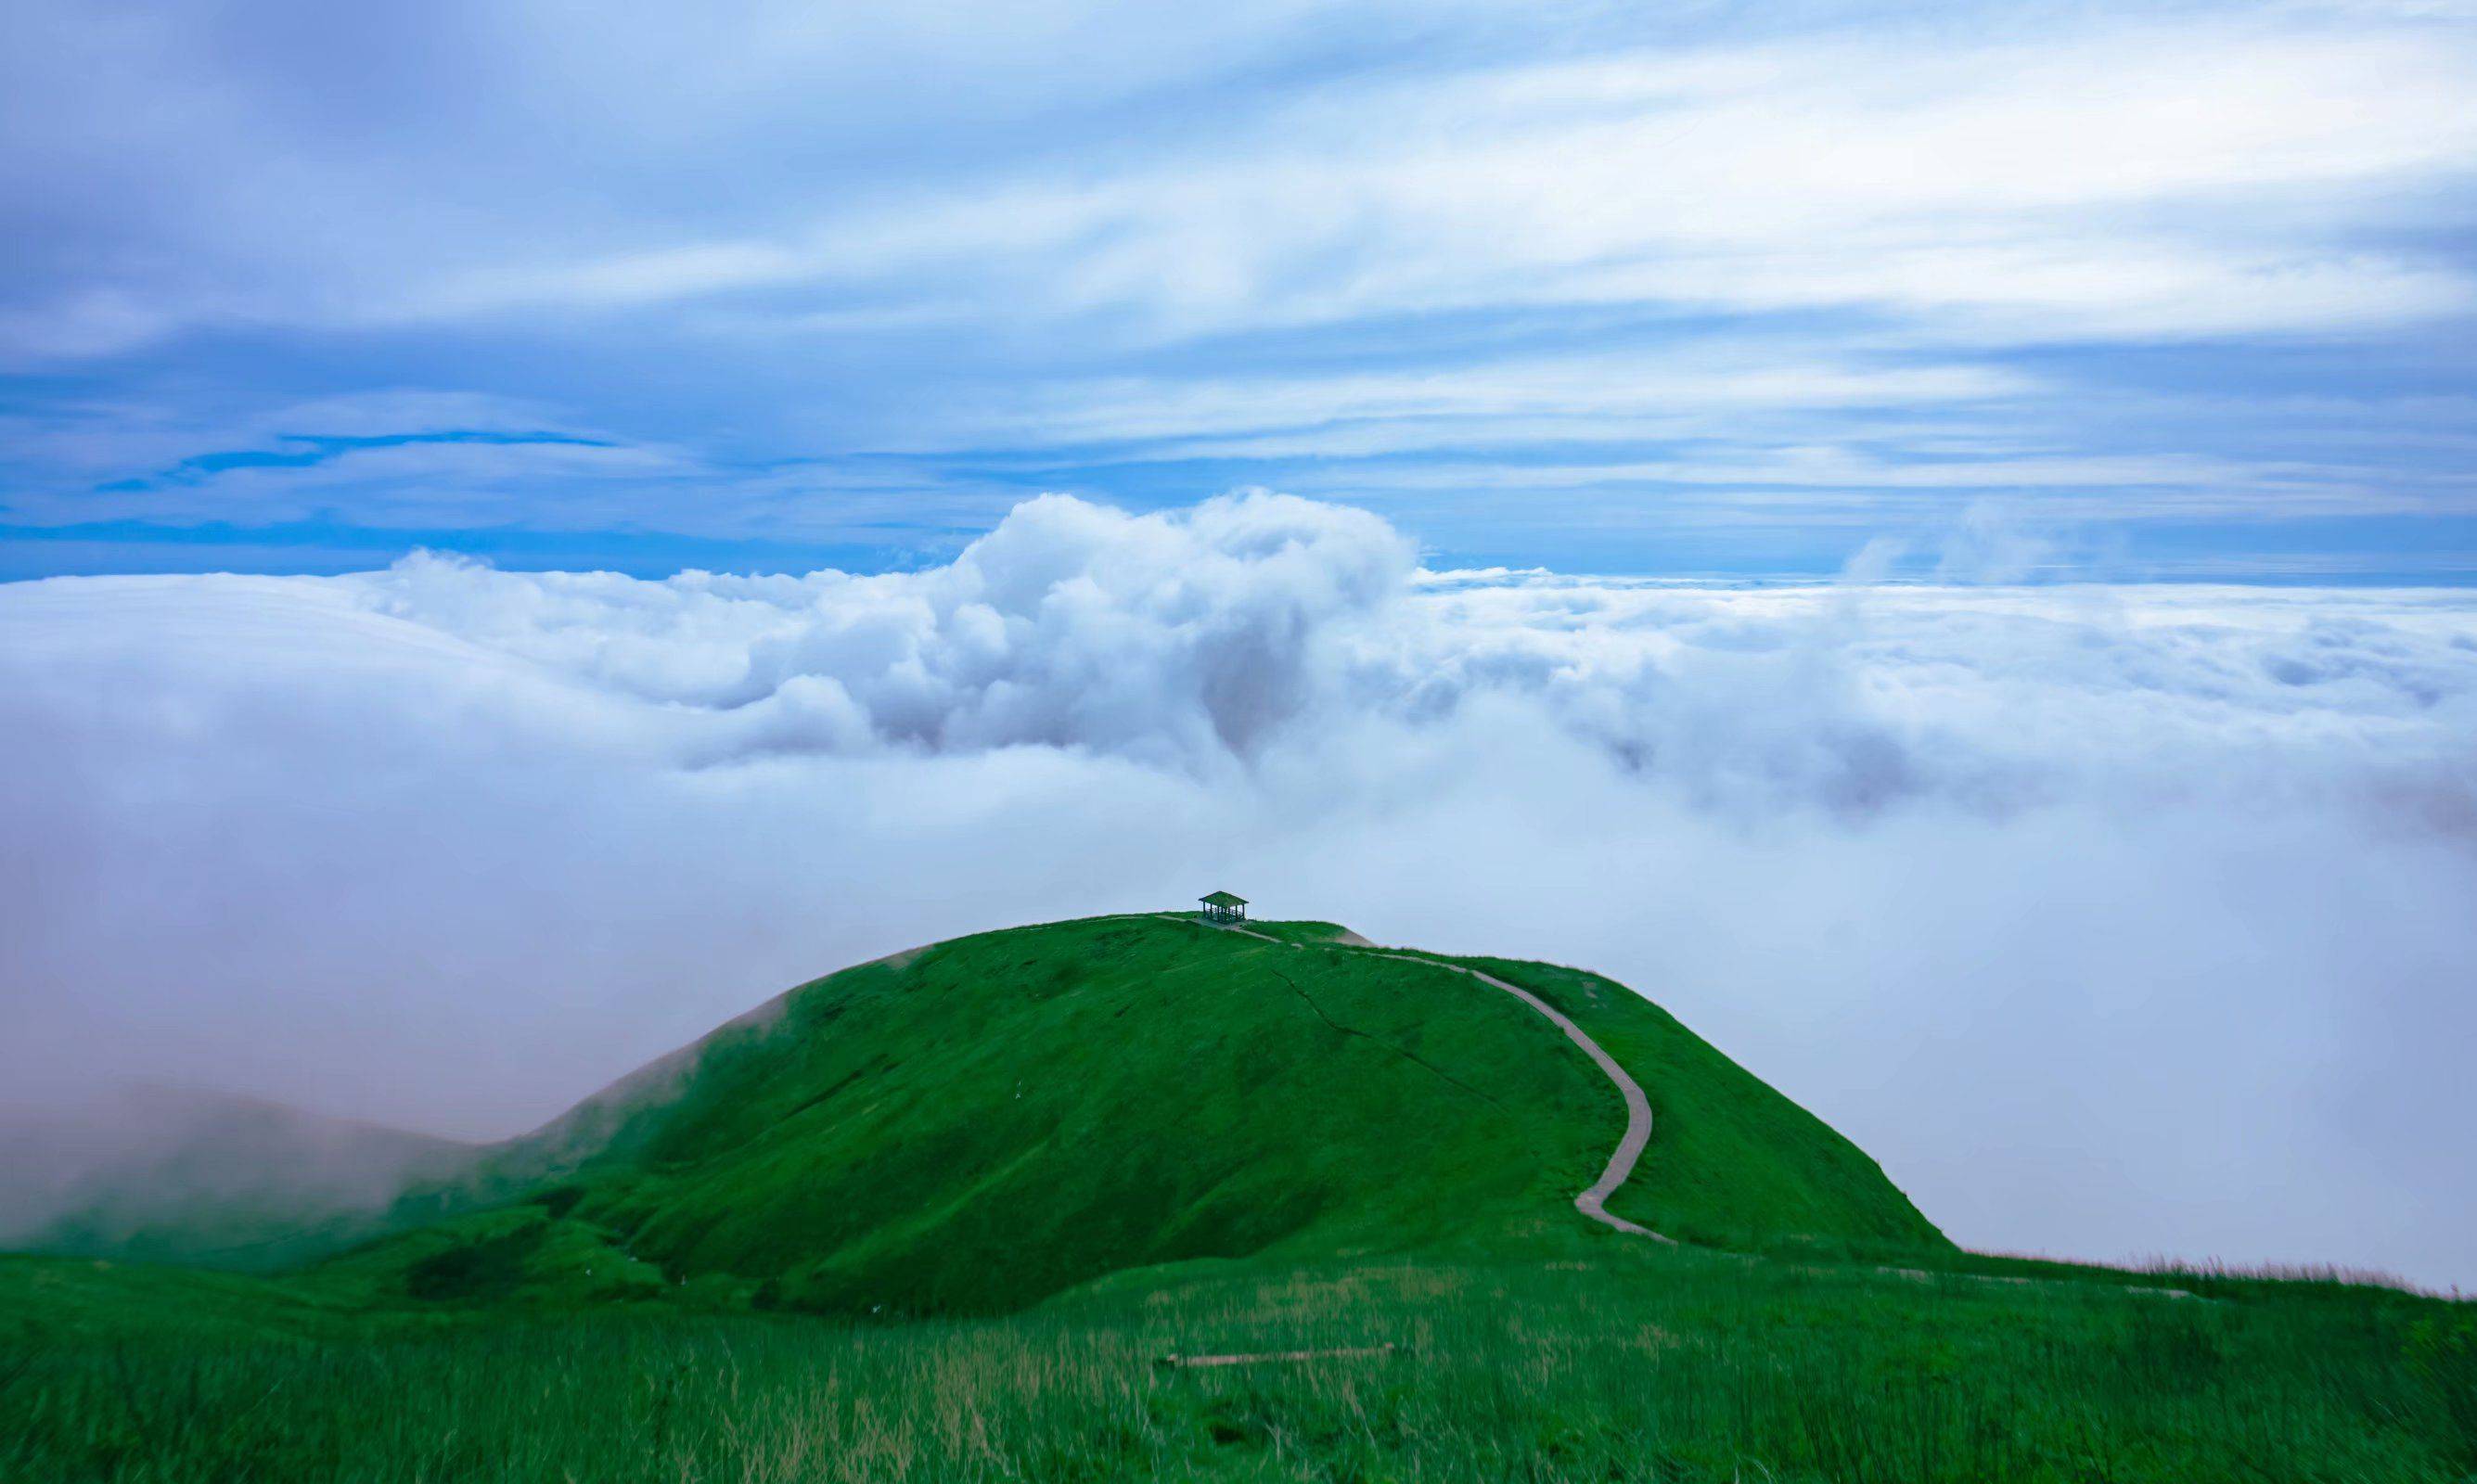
4, 493, 2474, 1286
0, 1085, 471, 1268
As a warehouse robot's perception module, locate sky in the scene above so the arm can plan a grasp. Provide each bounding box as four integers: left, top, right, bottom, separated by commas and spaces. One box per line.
4, 0, 2477, 579
4, 2, 2477, 1289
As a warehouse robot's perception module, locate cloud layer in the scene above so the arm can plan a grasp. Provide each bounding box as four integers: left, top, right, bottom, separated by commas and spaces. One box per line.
5, 493, 2474, 1286
4, 0, 2475, 575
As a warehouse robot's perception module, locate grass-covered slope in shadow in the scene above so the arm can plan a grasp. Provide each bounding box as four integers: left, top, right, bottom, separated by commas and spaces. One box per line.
334, 914, 1944, 1314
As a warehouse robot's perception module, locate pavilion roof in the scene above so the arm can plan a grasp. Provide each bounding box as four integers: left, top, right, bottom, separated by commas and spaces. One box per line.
1200, 890, 1248, 907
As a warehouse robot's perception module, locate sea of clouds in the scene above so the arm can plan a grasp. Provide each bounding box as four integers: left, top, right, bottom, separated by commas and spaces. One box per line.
5, 492, 2473, 1286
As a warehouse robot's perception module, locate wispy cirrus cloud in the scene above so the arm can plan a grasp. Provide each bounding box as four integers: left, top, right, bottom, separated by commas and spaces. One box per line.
454, 20, 2477, 340
1, 1, 2474, 572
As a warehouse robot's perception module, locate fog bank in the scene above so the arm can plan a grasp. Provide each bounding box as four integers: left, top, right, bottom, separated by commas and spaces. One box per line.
4, 493, 2472, 1286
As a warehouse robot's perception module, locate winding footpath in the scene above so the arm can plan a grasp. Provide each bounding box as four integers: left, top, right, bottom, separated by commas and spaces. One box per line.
1153, 914, 2213, 1301
1160, 915, 1675, 1245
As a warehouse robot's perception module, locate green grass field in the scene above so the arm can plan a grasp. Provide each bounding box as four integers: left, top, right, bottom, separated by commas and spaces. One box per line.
5, 1247, 2472, 1482
5, 914, 2470, 1481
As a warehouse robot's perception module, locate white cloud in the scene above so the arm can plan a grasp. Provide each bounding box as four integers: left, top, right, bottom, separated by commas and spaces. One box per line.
4, 492, 2475, 1285
437, 17, 2477, 345
13, 5, 2472, 359
6, 2, 2474, 554
950, 356, 2035, 454
1290, 448, 2419, 526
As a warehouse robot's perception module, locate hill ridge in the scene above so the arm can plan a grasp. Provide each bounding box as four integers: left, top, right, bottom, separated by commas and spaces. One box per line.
9, 913, 1953, 1312
319, 912, 1944, 1312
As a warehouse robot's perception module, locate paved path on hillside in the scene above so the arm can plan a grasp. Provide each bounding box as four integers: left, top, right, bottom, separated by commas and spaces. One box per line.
1159, 915, 1675, 1245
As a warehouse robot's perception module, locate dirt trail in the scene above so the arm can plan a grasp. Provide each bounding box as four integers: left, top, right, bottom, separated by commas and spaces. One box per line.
1162, 915, 1674, 1244
1151, 914, 2214, 1301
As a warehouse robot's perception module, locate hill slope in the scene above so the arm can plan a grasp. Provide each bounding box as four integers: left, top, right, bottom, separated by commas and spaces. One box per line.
330, 914, 1944, 1312
1405, 950, 1940, 1253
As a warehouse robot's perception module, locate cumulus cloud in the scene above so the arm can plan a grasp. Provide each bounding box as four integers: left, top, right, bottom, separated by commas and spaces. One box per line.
4, 493, 2474, 1286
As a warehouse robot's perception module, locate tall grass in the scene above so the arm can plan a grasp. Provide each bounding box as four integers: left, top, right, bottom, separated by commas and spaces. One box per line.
5, 1250, 2466, 1482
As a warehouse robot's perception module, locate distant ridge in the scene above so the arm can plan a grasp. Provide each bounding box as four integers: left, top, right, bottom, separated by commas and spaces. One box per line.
0, 1086, 472, 1272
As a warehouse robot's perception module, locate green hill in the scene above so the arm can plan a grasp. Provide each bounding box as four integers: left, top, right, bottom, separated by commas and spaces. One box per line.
325, 914, 1944, 1312
14, 915, 2471, 1483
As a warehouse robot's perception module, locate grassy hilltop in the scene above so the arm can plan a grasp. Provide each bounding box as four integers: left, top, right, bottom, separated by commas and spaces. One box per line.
330, 913, 1944, 1312
4, 914, 2471, 1482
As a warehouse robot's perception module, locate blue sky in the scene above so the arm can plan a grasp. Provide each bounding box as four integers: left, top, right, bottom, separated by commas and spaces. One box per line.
5, 0, 2476, 580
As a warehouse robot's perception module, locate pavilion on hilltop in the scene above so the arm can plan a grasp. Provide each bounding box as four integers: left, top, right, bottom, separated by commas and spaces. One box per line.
1199, 890, 1248, 924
